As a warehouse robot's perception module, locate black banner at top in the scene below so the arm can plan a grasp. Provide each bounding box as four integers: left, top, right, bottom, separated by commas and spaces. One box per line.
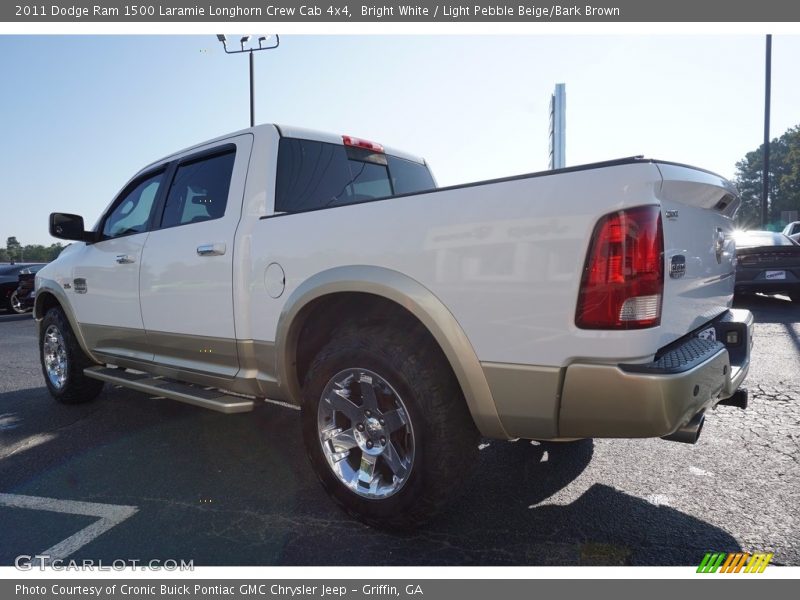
4, 0, 800, 22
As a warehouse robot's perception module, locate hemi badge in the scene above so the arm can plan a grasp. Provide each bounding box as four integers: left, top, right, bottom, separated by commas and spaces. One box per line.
670, 255, 686, 279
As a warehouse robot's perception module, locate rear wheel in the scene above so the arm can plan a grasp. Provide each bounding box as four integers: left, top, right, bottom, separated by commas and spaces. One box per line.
40, 307, 104, 404
9, 291, 27, 314
301, 322, 479, 529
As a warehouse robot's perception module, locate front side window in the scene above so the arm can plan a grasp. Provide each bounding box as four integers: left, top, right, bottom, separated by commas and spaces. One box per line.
102, 172, 163, 239
160, 150, 236, 229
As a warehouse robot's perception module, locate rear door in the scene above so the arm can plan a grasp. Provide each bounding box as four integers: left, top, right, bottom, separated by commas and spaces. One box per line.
70, 169, 166, 361
139, 135, 252, 378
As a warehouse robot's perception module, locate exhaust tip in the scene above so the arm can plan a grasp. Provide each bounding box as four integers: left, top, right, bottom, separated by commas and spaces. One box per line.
718, 388, 748, 410
662, 412, 705, 444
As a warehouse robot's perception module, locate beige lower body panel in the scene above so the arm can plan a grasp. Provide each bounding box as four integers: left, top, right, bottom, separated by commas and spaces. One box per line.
482, 346, 736, 441
83, 324, 285, 401
558, 349, 730, 438
481, 362, 561, 439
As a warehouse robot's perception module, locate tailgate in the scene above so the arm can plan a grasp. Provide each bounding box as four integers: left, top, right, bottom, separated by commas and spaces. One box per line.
655, 162, 740, 341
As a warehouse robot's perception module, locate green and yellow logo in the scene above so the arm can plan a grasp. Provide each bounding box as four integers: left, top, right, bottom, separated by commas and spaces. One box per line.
697, 552, 773, 573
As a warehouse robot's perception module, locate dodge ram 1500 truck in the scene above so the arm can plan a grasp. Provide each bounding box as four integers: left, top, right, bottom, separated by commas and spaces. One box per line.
37, 124, 753, 528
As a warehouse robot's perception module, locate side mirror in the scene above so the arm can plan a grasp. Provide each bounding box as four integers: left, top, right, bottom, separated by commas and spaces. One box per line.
50, 213, 93, 242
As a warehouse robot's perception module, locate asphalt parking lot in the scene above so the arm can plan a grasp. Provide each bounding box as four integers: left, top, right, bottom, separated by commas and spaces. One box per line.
1, 296, 798, 567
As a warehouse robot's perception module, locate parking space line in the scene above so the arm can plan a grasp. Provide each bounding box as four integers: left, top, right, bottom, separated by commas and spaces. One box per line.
0, 493, 138, 561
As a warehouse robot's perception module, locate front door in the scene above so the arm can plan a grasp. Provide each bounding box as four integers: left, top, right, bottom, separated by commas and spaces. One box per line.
70, 169, 166, 361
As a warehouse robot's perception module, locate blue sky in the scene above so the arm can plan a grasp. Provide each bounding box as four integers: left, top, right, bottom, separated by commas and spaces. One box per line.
1, 34, 799, 245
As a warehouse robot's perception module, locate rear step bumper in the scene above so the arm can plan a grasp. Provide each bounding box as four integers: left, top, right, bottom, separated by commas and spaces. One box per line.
558, 308, 753, 439
84, 366, 254, 414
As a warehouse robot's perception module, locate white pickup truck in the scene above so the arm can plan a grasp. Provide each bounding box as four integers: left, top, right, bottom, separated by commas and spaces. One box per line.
37, 124, 753, 528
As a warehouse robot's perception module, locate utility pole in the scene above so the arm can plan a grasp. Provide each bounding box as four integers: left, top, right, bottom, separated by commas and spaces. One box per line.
217, 35, 280, 128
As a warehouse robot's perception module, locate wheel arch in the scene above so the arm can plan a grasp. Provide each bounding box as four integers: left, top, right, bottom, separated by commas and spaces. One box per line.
275, 266, 507, 438
34, 280, 98, 363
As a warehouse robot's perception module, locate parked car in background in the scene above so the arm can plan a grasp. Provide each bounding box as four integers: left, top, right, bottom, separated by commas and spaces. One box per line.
14, 270, 38, 313
734, 230, 800, 302
791, 232, 800, 245
1, 263, 46, 313
782, 221, 800, 237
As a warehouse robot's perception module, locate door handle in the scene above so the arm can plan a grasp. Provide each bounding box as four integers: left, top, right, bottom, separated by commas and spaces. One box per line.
197, 243, 226, 257
116, 255, 135, 264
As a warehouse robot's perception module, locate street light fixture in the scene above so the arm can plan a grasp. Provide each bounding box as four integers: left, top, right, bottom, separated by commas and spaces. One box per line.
216, 34, 280, 128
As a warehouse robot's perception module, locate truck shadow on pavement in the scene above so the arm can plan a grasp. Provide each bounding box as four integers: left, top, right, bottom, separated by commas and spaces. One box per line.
0, 386, 740, 566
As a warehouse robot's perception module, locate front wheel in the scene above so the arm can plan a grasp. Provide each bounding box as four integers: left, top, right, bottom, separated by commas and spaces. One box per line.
301, 322, 479, 529
40, 307, 104, 404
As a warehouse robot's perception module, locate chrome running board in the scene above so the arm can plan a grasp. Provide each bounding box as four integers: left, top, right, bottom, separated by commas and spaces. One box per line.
84, 366, 254, 414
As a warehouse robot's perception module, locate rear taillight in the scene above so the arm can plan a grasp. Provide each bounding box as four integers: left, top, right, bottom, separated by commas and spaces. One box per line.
576, 205, 664, 329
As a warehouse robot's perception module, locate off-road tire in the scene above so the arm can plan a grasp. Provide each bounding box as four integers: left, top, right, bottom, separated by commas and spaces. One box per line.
301, 321, 480, 530
40, 307, 104, 404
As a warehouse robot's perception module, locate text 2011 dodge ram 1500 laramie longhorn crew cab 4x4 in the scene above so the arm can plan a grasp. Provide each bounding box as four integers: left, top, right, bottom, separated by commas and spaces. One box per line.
37, 124, 753, 528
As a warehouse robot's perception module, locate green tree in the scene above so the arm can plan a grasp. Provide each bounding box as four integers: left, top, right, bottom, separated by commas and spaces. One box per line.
1, 238, 64, 263
5, 236, 21, 261
45, 243, 65, 261
734, 124, 800, 229
21, 244, 48, 261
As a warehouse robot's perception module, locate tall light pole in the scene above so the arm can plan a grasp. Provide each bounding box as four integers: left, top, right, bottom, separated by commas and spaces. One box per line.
217, 34, 280, 128
548, 83, 566, 170
762, 34, 772, 228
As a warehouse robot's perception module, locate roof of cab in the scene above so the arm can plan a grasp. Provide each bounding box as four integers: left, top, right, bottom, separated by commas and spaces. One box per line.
275, 124, 425, 164
137, 123, 426, 176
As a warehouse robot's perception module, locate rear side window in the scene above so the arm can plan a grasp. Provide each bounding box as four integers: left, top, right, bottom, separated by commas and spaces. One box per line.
161, 149, 236, 228
275, 138, 435, 213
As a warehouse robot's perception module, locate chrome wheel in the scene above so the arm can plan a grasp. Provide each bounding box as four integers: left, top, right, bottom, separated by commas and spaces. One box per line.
9, 292, 25, 314
43, 324, 68, 390
317, 368, 415, 499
